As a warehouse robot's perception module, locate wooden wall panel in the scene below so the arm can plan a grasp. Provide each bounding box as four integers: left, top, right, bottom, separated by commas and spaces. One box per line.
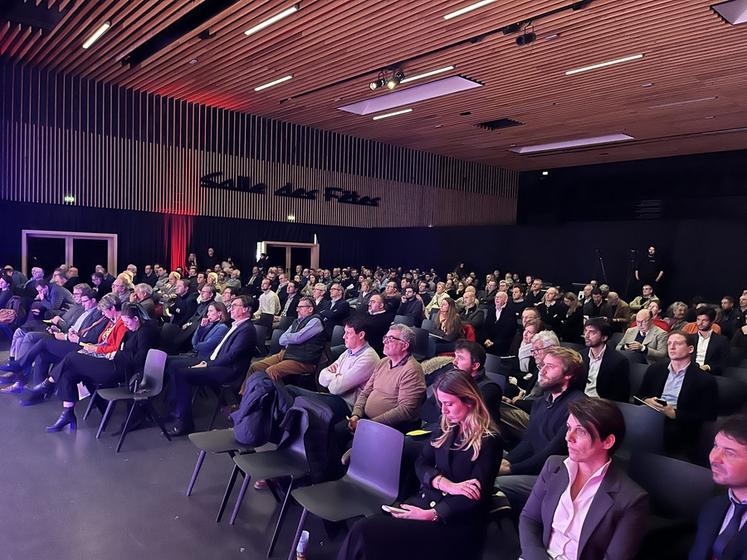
0, 60, 517, 227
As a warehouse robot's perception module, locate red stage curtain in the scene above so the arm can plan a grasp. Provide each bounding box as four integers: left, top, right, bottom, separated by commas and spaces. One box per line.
163, 214, 194, 272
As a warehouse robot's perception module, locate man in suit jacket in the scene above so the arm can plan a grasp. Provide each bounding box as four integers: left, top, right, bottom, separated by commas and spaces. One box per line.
358, 294, 394, 356
520, 399, 649, 560
690, 414, 747, 560
318, 283, 350, 338
168, 295, 257, 435
692, 307, 730, 376
582, 317, 631, 402
484, 291, 518, 356
637, 331, 718, 458
616, 308, 668, 364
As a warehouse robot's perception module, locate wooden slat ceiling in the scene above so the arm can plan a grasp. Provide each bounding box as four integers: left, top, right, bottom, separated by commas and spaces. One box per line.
2, 0, 747, 171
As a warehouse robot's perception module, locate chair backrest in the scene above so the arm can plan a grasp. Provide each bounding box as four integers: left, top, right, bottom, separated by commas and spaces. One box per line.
346, 419, 404, 503
268, 328, 283, 355
253, 325, 269, 355
724, 366, 747, 388
393, 314, 415, 327
560, 341, 585, 353
484, 353, 502, 375
485, 372, 507, 391
410, 327, 432, 361
420, 319, 435, 333
331, 324, 345, 347
628, 363, 649, 398
142, 349, 168, 395
277, 315, 294, 332
609, 332, 624, 349
256, 312, 274, 329
628, 452, 714, 521
715, 376, 747, 415
614, 401, 665, 455
330, 344, 346, 362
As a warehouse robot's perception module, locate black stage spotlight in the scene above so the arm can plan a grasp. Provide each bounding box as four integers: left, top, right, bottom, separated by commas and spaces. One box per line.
369, 78, 386, 91
387, 70, 404, 90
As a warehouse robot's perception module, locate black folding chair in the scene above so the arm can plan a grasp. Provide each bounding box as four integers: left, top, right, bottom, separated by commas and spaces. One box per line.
185, 428, 254, 496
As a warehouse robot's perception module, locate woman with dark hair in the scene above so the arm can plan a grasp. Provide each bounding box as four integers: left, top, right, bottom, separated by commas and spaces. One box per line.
190, 301, 230, 360
432, 298, 465, 353
520, 398, 649, 560
559, 292, 584, 343
30, 301, 159, 432
338, 371, 503, 560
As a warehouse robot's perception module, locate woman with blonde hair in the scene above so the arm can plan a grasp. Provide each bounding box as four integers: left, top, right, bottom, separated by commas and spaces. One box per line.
338, 370, 503, 560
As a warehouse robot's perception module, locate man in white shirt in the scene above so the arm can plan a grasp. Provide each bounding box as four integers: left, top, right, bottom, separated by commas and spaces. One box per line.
520, 398, 649, 560
692, 307, 729, 376
288, 316, 379, 422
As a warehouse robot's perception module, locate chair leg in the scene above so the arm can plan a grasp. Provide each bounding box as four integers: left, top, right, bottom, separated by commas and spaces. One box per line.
228, 470, 252, 525
287, 508, 309, 560
267, 478, 295, 558
115, 401, 137, 453
83, 390, 98, 420
216, 464, 241, 523
207, 387, 225, 430
96, 400, 116, 439
145, 400, 172, 441
185, 450, 207, 497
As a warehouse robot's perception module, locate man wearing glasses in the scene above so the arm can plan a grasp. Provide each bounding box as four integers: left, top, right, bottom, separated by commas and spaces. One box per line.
318, 283, 351, 338
242, 296, 328, 388
168, 295, 257, 436
345, 324, 426, 437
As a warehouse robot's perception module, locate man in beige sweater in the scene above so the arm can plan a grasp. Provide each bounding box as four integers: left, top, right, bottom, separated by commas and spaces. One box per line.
347, 323, 426, 435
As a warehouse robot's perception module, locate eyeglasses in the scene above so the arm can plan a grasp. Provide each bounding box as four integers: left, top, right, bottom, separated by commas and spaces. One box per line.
383, 335, 403, 343
530, 346, 552, 355
297, 304, 313, 309
230, 303, 245, 309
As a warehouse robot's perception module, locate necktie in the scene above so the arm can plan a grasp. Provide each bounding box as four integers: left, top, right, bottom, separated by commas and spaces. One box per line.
713, 501, 747, 559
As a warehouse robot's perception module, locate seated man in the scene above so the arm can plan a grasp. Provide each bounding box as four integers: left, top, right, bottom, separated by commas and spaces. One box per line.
167, 279, 198, 326
629, 284, 660, 313
506, 285, 527, 321
243, 296, 327, 384
459, 290, 485, 333
344, 324, 426, 439
273, 281, 300, 328
168, 296, 257, 435
397, 285, 425, 327
689, 307, 729, 376
484, 291, 518, 356
606, 291, 631, 332
1, 287, 106, 393
524, 278, 544, 307
689, 414, 747, 560
636, 331, 718, 459
130, 283, 156, 317
616, 309, 668, 364
538, 287, 567, 335
422, 339, 502, 426
382, 280, 401, 314
582, 288, 610, 319
495, 346, 586, 513
582, 317, 631, 402
253, 277, 280, 320
358, 293, 394, 356
318, 283, 350, 337
289, 316, 379, 423
160, 285, 216, 353
520, 398, 649, 560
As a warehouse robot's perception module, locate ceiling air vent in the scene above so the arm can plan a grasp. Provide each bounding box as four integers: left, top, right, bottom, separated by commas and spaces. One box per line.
476, 118, 523, 131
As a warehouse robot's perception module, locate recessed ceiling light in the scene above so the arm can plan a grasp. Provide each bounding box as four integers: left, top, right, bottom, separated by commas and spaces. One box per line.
372, 108, 413, 121
510, 133, 634, 154
543, 33, 560, 41
254, 75, 293, 91
565, 54, 644, 76
400, 66, 455, 84
641, 82, 654, 88
244, 4, 299, 37
444, 0, 497, 20
189, 58, 198, 65
705, 115, 716, 119
648, 96, 718, 109
83, 21, 111, 49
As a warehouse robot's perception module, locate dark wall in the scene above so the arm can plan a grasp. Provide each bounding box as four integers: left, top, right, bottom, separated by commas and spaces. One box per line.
2, 201, 745, 305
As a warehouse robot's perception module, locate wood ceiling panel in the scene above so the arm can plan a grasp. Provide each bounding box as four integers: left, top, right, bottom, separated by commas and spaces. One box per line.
2, 0, 747, 171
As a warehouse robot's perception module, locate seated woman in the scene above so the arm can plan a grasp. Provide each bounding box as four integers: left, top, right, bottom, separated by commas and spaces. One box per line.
432, 298, 464, 353
190, 301, 230, 360
519, 398, 649, 560
559, 292, 584, 343
630, 300, 670, 332
29, 301, 159, 432
338, 371, 503, 560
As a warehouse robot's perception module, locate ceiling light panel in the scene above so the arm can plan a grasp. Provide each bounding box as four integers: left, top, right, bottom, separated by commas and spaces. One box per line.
444, 0, 497, 20
372, 108, 413, 121
83, 22, 111, 49
510, 134, 635, 154
338, 76, 482, 116
400, 66, 455, 84
254, 75, 293, 91
244, 4, 298, 36
712, 0, 747, 24
565, 54, 644, 75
